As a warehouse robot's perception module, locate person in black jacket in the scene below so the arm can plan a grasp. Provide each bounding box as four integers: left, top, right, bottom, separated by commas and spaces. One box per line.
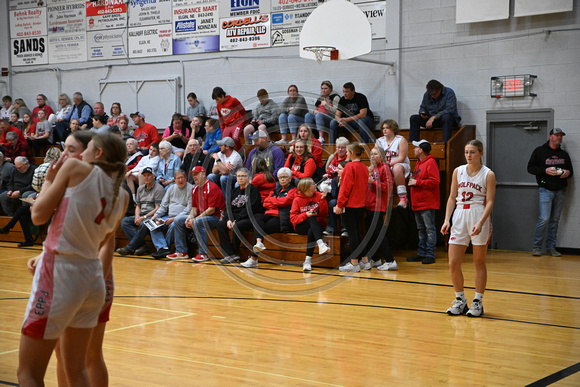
527, 128, 573, 257
216, 168, 264, 264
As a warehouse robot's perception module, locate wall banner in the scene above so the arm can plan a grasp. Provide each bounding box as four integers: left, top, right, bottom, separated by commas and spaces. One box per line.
9, 0, 45, 10
87, 28, 127, 60
10, 8, 48, 38
219, 14, 271, 51
358, 1, 386, 39
86, 0, 128, 31
271, 27, 299, 47
11, 37, 49, 66
47, 1, 86, 35
48, 34, 88, 63
172, 35, 219, 54
270, 8, 312, 29
270, 0, 318, 13
173, 3, 219, 38
128, 0, 173, 27
220, 0, 270, 18
128, 24, 173, 57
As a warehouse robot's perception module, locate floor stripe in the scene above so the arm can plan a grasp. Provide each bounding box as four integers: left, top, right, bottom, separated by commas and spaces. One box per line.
526, 362, 580, 387
0, 380, 19, 386
105, 313, 195, 333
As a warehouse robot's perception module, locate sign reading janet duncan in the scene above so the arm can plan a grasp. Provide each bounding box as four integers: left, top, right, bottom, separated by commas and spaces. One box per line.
173, 35, 219, 54
86, 0, 128, 31
10, 8, 48, 39
271, 0, 318, 13
9, 0, 45, 10
47, 1, 85, 35
11, 37, 49, 66
220, 14, 270, 51
87, 28, 127, 60
173, 3, 219, 38
128, 0, 172, 27
128, 24, 173, 57
221, 0, 270, 18
48, 34, 87, 63
358, 1, 386, 39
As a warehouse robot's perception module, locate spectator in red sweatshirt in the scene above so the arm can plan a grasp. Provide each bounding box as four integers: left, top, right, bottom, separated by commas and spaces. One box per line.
290, 178, 330, 272
336, 142, 369, 272
284, 139, 322, 183
362, 146, 397, 271
251, 157, 276, 202
212, 87, 247, 151
408, 140, 440, 265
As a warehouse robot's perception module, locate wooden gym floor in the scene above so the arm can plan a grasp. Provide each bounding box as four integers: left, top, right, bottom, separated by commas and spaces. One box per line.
0, 241, 578, 386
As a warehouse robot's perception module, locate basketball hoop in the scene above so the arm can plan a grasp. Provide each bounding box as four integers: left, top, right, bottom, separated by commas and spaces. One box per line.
302, 46, 339, 64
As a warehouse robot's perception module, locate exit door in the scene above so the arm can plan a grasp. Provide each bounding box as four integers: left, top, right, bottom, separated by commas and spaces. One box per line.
487, 109, 554, 252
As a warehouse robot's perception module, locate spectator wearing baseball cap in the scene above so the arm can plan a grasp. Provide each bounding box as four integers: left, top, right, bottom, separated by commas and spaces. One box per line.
408, 139, 440, 264
117, 165, 166, 256
244, 129, 285, 180
131, 111, 159, 154
168, 166, 226, 261
528, 128, 573, 257
208, 135, 243, 201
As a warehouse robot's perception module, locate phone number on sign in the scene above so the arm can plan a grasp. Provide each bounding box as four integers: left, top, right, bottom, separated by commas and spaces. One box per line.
228, 36, 262, 42
16, 31, 42, 37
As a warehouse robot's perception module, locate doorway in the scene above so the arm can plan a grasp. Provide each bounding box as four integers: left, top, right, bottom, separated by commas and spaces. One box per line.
486, 109, 554, 252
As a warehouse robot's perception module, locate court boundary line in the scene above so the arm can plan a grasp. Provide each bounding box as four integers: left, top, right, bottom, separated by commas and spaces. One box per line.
526, 362, 580, 386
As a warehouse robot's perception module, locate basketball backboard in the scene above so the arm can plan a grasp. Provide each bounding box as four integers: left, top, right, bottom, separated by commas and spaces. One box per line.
300, 0, 372, 62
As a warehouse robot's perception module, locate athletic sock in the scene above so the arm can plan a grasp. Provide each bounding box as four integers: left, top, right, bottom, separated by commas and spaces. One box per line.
455, 291, 465, 299
474, 292, 484, 301
316, 239, 325, 249
305, 256, 312, 262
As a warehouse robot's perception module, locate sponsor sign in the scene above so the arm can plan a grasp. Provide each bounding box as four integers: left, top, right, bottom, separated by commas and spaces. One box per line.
270, 8, 311, 29
9, 0, 45, 10
173, 3, 219, 38
173, 0, 215, 6
48, 33, 87, 63
10, 8, 48, 38
271, 27, 299, 46
87, 28, 127, 60
220, 14, 270, 51
11, 37, 49, 66
221, 0, 270, 18
358, 1, 386, 39
128, 24, 173, 57
86, 0, 128, 31
128, 0, 172, 27
172, 35, 219, 54
47, 1, 86, 35
270, 0, 318, 13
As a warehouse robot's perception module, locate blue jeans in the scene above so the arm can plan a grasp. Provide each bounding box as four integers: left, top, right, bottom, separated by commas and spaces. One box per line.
121, 216, 139, 241
414, 209, 436, 258
305, 112, 332, 140
278, 113, 304, 134
172, 214, 190, 253
329, 116, 374, 143
193, 215, 220, 255
150, 216, 177, 250
533, 187, 566, 250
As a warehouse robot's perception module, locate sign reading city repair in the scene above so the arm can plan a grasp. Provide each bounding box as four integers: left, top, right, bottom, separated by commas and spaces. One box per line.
9, 0, 45, 10
220, 14, 270, 51
173, 2, 219, 38
128, 24, 173, 57
128, 0, 172, 28
49, 34, 88, 63
47, 1, 86, 35
10, 7, 48, 38
87, 28, 127, 60
12, 37, 49, 66
86, 0, 128, 31
221, 0, 270, 18
270, 0, 318, 13
173, 35, 219, 54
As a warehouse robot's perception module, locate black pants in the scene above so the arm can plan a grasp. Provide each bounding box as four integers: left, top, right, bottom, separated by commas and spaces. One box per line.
216, 218, 254, 257
294, 217, 323, 257
27, 138, 52, 156
4, 205, 34, 243
362, 210, 393, 262
342, 207, 366, 261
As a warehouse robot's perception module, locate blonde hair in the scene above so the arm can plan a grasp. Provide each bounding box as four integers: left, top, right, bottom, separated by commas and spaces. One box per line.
465, 139, 484, 165
44, 147, 62, 163
90, 133, 128, 217
297, 178, 315, 194
298, 123, 315, 148
347, 142, 365, 157
370, 145, 386, 168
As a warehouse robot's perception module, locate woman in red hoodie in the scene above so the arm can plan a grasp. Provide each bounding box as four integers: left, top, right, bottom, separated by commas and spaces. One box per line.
361, 146, 397, 271
211, 86, 247, 150
335, 143, 369, 272
251, 157, 276, 201
290, 178, 330, 272
290, 124, 324, 168
284, 139, 321, 182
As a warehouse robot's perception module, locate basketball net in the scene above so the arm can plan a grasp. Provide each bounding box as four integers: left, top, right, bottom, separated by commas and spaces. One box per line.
302, 46, 339, 64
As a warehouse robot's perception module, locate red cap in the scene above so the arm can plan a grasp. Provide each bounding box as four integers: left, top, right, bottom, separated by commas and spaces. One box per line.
190, 166, 206, 174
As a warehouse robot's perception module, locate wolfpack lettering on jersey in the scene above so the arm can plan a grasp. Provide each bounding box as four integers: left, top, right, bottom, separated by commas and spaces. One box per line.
377, 135, 410, 165
455, 164, 490, 206
300, 201, 319, 213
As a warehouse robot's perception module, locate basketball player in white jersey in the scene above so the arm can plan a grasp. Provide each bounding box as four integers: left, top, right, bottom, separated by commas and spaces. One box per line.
441, 139, 496, 317
376, 119, 411, 208
18, 133, 129, 386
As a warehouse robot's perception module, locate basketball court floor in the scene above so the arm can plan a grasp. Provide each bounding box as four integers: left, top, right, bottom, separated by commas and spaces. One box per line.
1, 241, 578, 386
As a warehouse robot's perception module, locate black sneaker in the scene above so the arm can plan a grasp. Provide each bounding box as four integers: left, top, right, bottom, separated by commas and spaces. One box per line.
406, 255, 424, 262
151, 248, 171, 259
18, 240, 35, 247
0, 227, 9, 234
422, 256, 436, 264
134, 245, 151, 256
116, 246, 134, 256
